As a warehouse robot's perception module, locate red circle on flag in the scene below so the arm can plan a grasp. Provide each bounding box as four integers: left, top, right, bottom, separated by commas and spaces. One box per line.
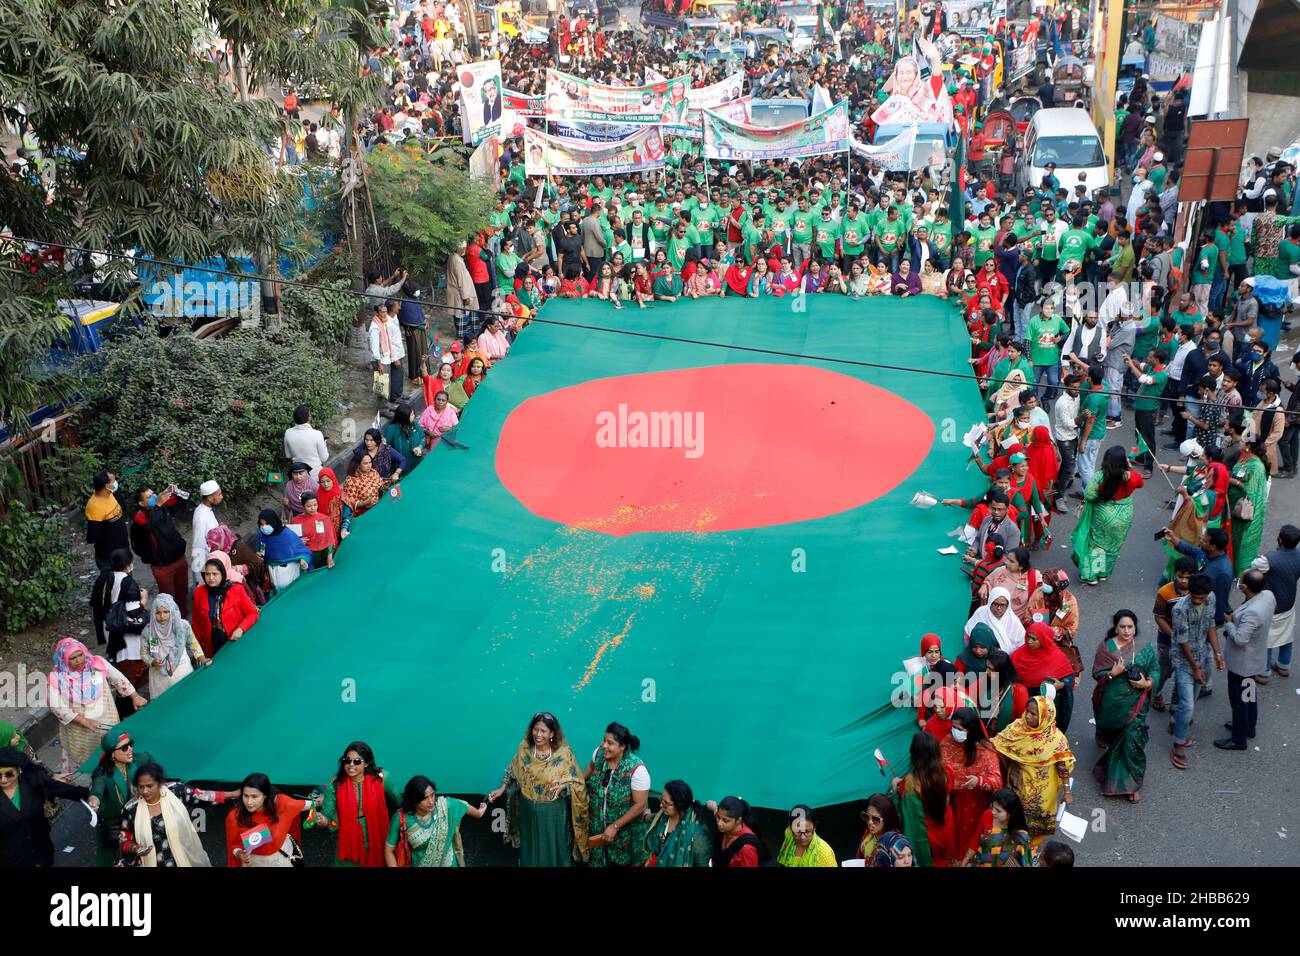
495, 363, 934, 535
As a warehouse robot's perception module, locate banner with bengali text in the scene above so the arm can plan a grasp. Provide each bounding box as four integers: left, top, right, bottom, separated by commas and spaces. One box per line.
545, 69, 676, 124
524, 124, 667, 176
702, 102, 851, 161
458, 60, 503, 147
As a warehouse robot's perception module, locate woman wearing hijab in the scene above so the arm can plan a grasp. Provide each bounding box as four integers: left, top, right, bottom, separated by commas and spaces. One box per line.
979, 546, 1040, 626
119, 761, 233, 867
256, 508, 313, 593
48, 637, 146, 769
383, 404, 427, 473
89, 730, 150, 867
191, 557, 260, 658
227, 773, 317, 867
1091, 609, 1159, 803
0, 747, 95, 867
964, 586, 1027, 653
643, 779, 715, 868
315, 741, 399, 867
914, 633, 957, 727
955, 623, 996, 681
1025, 567, 1081, 653
1013, 622, 1078, 731
892, 732, 957, 867
991, 695, 1076, 846
140, 594, 207, 699
870, 830, 915, 867
331, 452, 385, 539
283, 462, 318, 517
939, 707, 1003, 857
314, 466, 342, 518
1071, 445, 1145, 585
1025, 424, 1061, 509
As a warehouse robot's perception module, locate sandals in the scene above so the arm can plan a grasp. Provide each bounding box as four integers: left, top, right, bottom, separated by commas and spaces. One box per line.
1152, 693, 1165, 711
1170, 749, 1188, 770
1129, 792, 1142, 803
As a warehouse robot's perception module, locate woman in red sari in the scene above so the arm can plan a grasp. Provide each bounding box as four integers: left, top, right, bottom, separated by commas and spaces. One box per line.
1025, 425, 1061, 511
315, 741, 398, 867
721, 260, 755, 297
939, 707, 1003, 858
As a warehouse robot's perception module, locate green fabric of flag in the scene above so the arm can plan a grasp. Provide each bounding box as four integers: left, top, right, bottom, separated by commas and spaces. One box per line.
108, 297, 987, 809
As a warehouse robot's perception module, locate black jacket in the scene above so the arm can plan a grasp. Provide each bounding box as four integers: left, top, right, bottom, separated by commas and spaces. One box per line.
129, 503, 186, 567
85, 501, 129, 566
0, 756, 89, 867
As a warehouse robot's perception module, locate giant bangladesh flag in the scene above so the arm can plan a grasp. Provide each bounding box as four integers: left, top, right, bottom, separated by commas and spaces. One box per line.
115, 296, 986, 809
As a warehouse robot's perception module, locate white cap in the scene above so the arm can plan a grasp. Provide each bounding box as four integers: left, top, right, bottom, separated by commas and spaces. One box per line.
1144, 115, 1156, 124
1153, 151, 1164, 161
199, 480, 221, 497
1179, 439, 1204, 458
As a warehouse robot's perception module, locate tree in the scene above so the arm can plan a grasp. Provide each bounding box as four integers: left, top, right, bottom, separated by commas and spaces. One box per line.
365, 143, 496, 286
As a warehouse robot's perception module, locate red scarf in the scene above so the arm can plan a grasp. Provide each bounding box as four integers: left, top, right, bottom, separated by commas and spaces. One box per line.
1025, 426, 1059, 491
314, 467, 342, 518
1011, 623, 1074, 687
335, 775, 390, 867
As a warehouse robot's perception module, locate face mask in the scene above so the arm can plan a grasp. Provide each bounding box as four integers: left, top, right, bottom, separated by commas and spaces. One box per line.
1040, 582, 1054, 595
110, 480, 119, 493
951, 727, 969, 743
146, 494, 158, 508
259, 525, 272, 535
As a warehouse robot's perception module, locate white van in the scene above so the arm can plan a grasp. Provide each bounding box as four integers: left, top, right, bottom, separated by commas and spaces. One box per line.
1016, 107, 1110, 197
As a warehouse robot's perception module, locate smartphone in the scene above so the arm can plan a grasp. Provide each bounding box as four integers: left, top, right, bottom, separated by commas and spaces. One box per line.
1153, 528, 1169, 542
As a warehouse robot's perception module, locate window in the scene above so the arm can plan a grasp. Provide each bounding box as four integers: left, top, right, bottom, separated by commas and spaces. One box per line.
1032, 134, 1105, 169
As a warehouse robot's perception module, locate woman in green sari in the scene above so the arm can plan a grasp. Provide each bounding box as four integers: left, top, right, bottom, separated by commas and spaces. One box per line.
382, 404, 426, 475
583, 722, 651, 867
487, 712, 589, 867
88, 729, 152, 867
385, 775, 487, 867
1071, 446, 1145, 585
1228, 440, 1270, 574
643, 779, 715, 867
1091, 609, 1159, 803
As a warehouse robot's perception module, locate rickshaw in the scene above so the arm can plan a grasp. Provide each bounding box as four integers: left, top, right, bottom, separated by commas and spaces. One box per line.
980, 109, 1018, 190
1052, 54, 1088, 109
1008, 95, 1041, 136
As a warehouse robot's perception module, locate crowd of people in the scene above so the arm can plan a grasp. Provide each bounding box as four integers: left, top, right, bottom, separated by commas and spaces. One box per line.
4, 0, 1300, 870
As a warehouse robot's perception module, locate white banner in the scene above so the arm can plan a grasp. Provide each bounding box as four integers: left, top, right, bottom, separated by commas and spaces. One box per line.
850, 126, 929, 171
458, 61, 503, 147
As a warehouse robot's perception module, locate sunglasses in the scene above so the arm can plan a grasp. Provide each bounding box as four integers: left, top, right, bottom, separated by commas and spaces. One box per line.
0, 769, 17, 780
343, 757, 366, 766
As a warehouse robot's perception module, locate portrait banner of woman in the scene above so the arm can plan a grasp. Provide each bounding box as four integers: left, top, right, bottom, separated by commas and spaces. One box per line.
870, 38, 955, 128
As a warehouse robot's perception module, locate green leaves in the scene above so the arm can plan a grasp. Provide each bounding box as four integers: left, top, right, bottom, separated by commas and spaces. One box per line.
365, 143, 495, 281
0, 506, 78, 635
77, 324, 342, 503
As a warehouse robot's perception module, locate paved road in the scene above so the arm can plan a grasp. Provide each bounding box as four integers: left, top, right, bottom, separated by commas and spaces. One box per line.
41, 406, 1299, 868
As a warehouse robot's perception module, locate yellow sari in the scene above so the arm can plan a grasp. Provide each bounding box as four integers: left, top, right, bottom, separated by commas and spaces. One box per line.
991, 696, 1076, 839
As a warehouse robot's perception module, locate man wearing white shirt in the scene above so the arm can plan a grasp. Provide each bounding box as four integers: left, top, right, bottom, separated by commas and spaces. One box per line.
368, 301, 406, 404
190, 480, 222, 587
283, 405, 330, 479
1051, 375, 1082, 498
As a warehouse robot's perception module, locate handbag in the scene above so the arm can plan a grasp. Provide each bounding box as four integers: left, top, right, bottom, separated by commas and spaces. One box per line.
1233, 495, 1254, 521
394, 811, 412, 867
372, 369, 390, 397
105, 599, 147, 635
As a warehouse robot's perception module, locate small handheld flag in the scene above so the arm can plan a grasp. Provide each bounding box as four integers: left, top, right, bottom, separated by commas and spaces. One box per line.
241, 825, 274, 853
1129, 432, 1152, 460
266, 471, 284, 484
874, 748, 898, 781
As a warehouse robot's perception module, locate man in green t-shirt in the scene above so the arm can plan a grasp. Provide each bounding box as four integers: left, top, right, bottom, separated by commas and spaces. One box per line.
969, 211, 997, 268
1057, 216, 1095, 270
840, 203, 869, 270
665, 219, 696, 272
874, 206, 904, 272
1125, 347, 1170, 473
1026, 309, 1070, 395
790, 197, 815, 270
813, 207, 840, 263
